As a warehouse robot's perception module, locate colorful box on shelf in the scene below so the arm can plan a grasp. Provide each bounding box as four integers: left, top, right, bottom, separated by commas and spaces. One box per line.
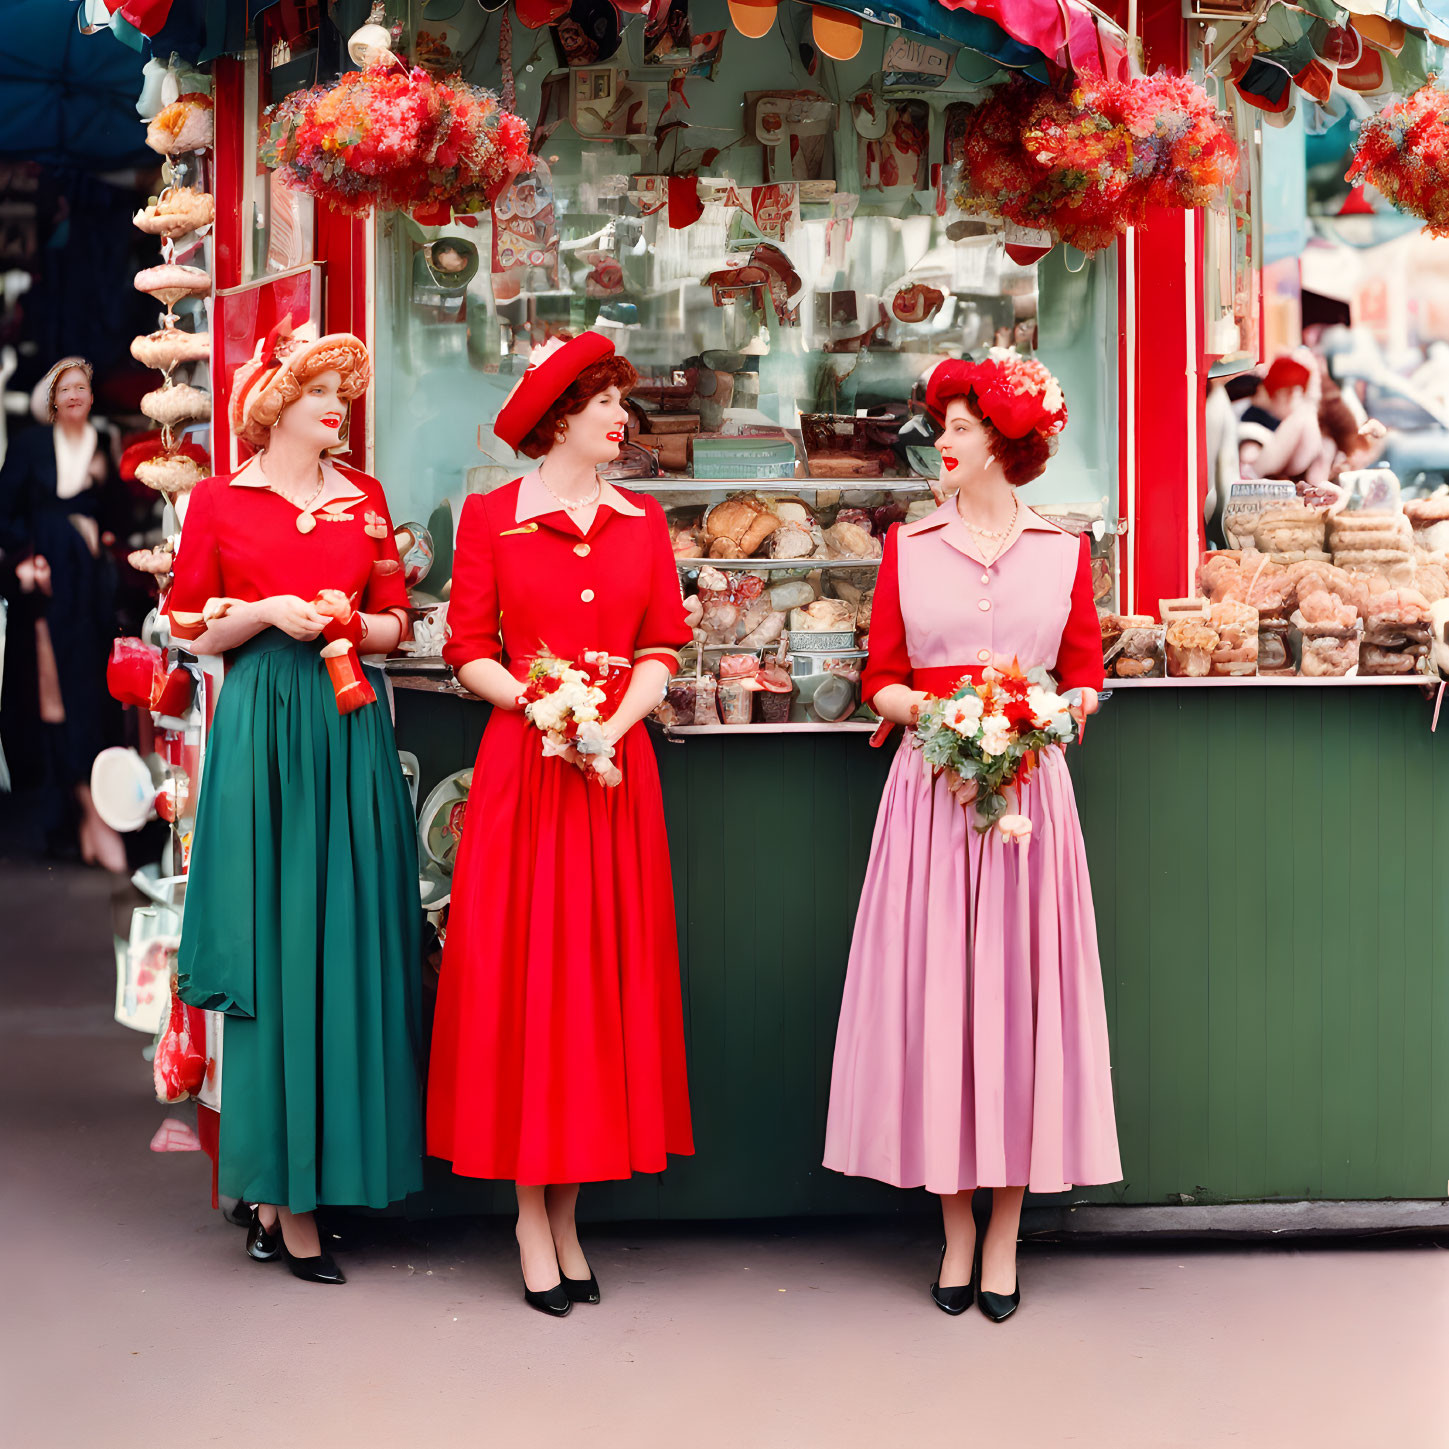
691, 437, 799, 481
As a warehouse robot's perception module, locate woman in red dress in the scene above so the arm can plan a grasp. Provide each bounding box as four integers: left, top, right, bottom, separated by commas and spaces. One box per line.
428, 332, 694, 1317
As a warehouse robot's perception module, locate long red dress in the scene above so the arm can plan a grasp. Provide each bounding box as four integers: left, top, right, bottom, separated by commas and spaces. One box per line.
427, 470, 695, 1184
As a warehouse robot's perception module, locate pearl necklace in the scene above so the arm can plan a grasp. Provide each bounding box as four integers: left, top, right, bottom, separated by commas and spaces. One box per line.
539, 463, 601, 513
259, 457, 327, 534
959, 493, 1018, 549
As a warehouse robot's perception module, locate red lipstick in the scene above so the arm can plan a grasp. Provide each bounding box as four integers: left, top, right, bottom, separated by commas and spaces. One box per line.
942, 457, 959, 472
321, 413, 344, 429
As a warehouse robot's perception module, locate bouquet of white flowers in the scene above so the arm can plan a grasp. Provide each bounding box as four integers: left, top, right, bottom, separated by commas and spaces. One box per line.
912, 659, 1080, 843
519, 648, 623, 787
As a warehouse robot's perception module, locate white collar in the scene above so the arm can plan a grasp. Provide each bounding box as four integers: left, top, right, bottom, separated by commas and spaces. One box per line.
230, 455, 369, 519
514, 467, 646, 524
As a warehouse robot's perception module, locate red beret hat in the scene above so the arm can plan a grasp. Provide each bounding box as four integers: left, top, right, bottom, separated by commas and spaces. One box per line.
494, 331, 617, 452
1264, 356, 1311, 395
925, 349, 1067, 440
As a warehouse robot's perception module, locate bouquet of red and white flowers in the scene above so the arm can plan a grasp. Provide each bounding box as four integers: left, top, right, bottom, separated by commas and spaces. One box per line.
519, 649, 624, 787
912, 660, 1082, 843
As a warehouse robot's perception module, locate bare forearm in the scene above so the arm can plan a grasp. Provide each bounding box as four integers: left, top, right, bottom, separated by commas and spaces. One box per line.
872, 684, 930, 727
358, 609, 405, 655
455, 657, 526, 710
184, 600, 268, 655
609, 659, 672, 737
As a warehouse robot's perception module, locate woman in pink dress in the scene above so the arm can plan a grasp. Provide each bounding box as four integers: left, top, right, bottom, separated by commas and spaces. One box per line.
824, 352, 1120, 1321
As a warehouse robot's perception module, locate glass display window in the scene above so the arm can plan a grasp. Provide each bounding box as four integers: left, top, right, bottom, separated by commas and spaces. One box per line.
370, 0, 1121, 597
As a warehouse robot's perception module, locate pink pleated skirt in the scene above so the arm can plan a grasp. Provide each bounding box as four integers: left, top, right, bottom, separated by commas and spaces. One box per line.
824, 738, 1121, 1195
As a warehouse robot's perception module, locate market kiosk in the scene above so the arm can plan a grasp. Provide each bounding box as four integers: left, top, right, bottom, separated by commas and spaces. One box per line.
113, 0, 1449, 1220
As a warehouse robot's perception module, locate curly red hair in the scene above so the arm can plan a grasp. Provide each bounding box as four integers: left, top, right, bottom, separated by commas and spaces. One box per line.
939, 387, 1055, 486
519, 356, 639, 459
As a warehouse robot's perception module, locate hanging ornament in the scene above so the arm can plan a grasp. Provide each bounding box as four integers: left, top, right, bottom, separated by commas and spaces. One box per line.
1347, 84, 1449, 235
349, 2, 399, 69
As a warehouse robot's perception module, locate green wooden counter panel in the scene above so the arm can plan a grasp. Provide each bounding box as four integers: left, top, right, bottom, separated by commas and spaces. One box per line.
395, 682, 1449, 1218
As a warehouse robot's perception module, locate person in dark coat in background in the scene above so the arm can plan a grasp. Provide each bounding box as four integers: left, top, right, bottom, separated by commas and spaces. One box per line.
0, 357, 127, 869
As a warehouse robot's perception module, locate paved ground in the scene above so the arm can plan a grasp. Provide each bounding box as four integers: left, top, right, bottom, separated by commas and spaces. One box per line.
3, 798, 1447, 1449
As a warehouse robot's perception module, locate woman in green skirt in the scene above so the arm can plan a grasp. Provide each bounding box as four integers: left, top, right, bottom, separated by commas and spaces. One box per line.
165, 320, 423, 1284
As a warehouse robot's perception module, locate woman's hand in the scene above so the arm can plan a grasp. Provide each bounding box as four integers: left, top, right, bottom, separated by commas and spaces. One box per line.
1068, 687, 1099, 728
260, 595, 330, 641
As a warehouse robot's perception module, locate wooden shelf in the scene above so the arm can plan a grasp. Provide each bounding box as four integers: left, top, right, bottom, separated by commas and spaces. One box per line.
663, 721, 878, 735
1106, 675, 1431, 689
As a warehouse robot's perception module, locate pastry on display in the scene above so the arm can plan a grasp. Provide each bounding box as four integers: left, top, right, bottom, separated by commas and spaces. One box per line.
133, 187, 216, 239
131, 326, 211, 371
1165, 617, 1219, 677
141, 383, 212, 427
1253, 500, 1328, 558
146, 92, 215, 155
1207, 599, 1258, 676
135, 451, 209, 495
134, 263, 212, 308
704, 495, 781, 558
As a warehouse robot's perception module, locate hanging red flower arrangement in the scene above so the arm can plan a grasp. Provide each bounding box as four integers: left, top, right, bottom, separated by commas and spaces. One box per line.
956, 73, 1238, 253
260, 65, 531, 216
1347, 83, 1449, 234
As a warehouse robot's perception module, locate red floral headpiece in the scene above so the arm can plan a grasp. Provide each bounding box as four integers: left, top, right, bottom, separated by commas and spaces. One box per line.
925, 349, 1068, 440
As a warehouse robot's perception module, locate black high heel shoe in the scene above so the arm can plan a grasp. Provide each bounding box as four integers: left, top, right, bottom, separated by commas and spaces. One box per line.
523, 1278, 572, 1317
561, 1270, 600, 1305
929, 1244, 973, 1315
282, 1242, 346, 1285
245, 1207, 281, 1263
976, 1241, 1020, 1323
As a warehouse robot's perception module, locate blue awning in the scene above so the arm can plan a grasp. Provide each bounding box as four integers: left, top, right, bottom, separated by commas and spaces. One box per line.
0, 1, 150, 167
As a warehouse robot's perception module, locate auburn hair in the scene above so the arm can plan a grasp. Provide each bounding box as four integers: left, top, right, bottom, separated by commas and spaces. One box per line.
938, 388, 1055, 486
519, 356, 639, 459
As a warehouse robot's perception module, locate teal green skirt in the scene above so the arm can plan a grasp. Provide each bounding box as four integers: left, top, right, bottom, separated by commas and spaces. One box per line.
178, 630, 424, 1212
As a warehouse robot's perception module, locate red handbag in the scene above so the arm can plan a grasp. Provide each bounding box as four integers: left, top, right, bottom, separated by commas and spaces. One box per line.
153, 977, 207, 1104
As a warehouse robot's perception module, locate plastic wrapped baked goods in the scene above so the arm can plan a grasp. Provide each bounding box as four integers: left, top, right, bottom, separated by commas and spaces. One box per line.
1258, 620, 1293, 674
1295, 589, 1358, 631
820, 520, 882, 560
141, 384, 212, 427
133, 187, 215, 239
1207, 600, 1259, 676
791, 598, 856, 632
1299, 628, 1361, 677
1165, 618, 1219, 677
755, 644, 795, 723
1360, 643, 1426, 675
670, 517, 706, 559
716, 655, 761, 725
1415, 558, 1449, 603
664, 672, 719, 725
1328, 511, 1414, 578
763, 522, 818, 559
1405, 497, 1449, 556
1107, 619, 1165, 678
1099, 613, 1125, 655
1253, 500, 1327, 556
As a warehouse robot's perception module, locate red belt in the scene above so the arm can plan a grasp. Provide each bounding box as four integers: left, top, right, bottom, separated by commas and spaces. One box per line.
910, 665, 989, 695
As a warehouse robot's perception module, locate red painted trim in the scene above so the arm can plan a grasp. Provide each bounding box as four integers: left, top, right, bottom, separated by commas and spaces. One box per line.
211, 59, 246, 292
1116, 241, 1132, 612
313, 205, 370, 468
1124, 0, 1203, 612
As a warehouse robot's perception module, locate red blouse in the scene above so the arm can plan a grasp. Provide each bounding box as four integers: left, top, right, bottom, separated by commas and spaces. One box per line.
165, 459, 410, 637
443, 471, 690, 679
